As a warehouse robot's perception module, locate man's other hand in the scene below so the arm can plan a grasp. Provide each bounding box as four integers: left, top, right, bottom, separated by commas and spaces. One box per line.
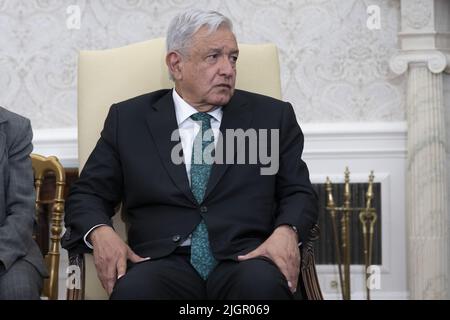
89, 225, 150, 295
237, 225, 300, 293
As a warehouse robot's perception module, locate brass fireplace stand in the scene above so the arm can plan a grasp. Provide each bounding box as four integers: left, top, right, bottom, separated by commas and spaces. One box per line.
325, 168, 377, 300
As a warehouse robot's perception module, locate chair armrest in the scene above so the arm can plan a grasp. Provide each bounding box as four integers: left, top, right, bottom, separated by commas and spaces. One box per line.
298, 224, 323, 300
66, 251, 85, 300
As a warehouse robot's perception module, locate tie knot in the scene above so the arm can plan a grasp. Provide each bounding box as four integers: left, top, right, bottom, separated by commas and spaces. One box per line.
190, 112, 212, 125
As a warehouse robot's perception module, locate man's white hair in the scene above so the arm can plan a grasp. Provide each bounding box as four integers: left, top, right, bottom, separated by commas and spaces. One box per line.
166, 9, 234, 55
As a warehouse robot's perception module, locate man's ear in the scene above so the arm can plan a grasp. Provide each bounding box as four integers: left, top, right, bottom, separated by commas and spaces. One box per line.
166, 51, 183, 81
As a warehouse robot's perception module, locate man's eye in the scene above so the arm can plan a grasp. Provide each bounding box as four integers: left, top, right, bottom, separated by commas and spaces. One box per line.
207, 54, 218, 61
231, 56, 238, 63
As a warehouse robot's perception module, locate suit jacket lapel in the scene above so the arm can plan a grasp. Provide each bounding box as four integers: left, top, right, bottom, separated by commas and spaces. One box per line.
145, 91, 197, 205
204, 92, 252, 201
145, 90, 252, 205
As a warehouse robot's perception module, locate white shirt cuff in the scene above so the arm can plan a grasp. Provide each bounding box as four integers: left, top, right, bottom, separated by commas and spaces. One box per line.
83, 224, 108, 249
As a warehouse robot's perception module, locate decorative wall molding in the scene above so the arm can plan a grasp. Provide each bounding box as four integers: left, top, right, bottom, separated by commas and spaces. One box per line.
32, 122, 407, 167
303, 121, 407, 159
395, 0, 450, 74
389, 50, 450, 74
32, 127, 78, 168
403, 0, 433, 30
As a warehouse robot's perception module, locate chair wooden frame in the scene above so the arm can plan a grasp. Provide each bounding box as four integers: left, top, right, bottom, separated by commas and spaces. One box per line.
298, 224, 323, 300
31, 153, 66, 300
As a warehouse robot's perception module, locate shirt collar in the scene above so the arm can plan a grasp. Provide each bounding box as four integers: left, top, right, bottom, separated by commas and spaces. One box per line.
172, 89, 222, 126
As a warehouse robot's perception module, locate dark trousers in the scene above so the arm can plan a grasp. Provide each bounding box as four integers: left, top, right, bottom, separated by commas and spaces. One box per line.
110, 247, 293, 300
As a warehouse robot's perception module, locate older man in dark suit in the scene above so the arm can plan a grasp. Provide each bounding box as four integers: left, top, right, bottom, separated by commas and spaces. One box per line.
0, 107, 47, 299
62, 9, 318, 300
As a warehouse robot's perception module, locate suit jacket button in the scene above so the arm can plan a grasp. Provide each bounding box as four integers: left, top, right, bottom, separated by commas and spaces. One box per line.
172, 235, 181, 242
200, 206, 208, 213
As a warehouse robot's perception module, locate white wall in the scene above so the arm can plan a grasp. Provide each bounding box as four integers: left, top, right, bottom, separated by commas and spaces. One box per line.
0, 0, 405, 129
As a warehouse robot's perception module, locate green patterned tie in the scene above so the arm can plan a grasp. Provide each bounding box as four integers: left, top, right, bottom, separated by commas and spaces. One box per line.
189, 112, 217, 280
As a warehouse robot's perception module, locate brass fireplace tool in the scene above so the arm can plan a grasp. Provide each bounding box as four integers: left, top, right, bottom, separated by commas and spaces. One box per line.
325, 168, 377, 300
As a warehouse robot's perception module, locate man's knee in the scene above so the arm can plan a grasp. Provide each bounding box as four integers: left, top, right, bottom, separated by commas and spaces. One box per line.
110, 257, 205, 300
212, 258, 293, 300
238, 258, 290, 292
110, 263, 167, 300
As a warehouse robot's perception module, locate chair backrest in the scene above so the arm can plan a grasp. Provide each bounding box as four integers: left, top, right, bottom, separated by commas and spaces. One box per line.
77, 38, 282, 299
77, 38, 282, 170
31, 153, 66, 300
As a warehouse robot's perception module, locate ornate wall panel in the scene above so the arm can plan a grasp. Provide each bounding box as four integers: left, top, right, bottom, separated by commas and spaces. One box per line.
0, 0, 405, 128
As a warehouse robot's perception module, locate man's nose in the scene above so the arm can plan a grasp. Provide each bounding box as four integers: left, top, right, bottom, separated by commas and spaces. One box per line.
218, 56, 235, 77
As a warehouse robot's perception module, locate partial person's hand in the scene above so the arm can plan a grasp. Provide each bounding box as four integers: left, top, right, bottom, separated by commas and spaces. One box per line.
89, 225, 150, 295
237, 225, 300, 293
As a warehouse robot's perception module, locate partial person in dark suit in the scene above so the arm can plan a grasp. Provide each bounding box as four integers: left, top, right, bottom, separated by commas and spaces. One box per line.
62, 9, 318, 300
0, 107, 47, 299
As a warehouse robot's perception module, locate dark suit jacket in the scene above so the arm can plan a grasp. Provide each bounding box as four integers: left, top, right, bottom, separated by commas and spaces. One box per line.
0, 106, 47, 277
62, 89, 318, 261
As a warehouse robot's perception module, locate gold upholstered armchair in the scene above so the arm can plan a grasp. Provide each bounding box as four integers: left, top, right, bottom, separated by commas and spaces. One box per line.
66, 38, 322, 300
31, 153, 66, 300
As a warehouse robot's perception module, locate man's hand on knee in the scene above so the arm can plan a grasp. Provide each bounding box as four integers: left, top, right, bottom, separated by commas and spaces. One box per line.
237, 225, 300, 294
90, 225, 150, 295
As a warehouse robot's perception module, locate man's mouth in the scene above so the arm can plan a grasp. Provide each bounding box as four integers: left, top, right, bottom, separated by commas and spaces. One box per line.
215, 84, 232, 89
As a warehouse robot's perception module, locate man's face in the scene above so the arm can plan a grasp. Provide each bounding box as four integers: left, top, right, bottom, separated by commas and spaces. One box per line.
175, 26, 239, 108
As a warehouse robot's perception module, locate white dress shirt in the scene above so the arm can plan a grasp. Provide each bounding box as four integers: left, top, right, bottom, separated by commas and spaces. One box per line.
172, 88, 223, 184
84, 89, 223, 249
